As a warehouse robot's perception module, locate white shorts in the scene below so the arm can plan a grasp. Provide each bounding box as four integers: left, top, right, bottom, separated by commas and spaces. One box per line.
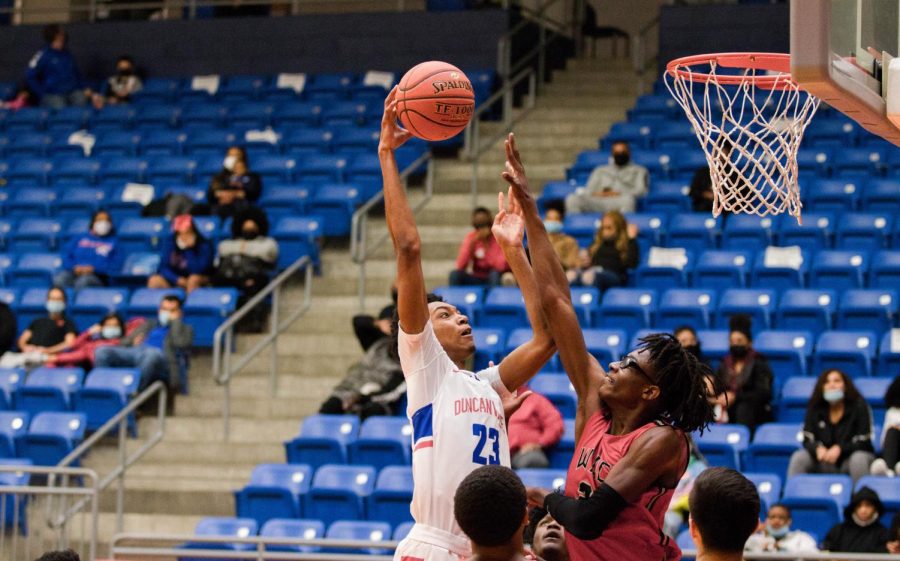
393, 524, 471, 561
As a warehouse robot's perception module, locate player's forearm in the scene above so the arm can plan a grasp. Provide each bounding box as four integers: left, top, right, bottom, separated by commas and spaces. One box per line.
501, 243, 551, 346
519, 197, 572, 305
380, 150, 421, 254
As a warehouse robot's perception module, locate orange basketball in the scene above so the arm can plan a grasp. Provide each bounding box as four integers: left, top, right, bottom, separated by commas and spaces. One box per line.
396, 61, 475, 142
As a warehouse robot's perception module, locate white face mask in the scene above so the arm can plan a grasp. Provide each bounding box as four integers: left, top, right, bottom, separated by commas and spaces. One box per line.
223, 155, 238, 171
93, 220, 112, 236
175, 237, 190, 250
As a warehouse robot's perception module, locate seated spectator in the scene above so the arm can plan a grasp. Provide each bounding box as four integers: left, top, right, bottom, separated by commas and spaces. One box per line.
542, 202, 579, 272
713, 315, 773, 433
148, 215, 213, 294
674, 325, 704, 363
318, 336, 404, 420
204, 146, 262, 219
0, 301, 14, 356
508, 385, 564, 469
351, 283, 396, 352
664, 437, 709, 538
449, 206, 510, 286
689, 139, 747, 215
565, 141, 648, 214
45, 312, 128, 370
822, 486, 890, 553
525, 508, 568, 561
566, 211, 639, 291
94, 295, 193, 395
744, 503, 818, 553
25, 25, 92, 109
888, 515, 900, 554
870, 375, 899, 476
18, 287, 77, 356
213, 206, 278, 331
55, 210, 120, 289
1, 85, 35, 110
788, 368, 875, 483
92, 55, 142, 109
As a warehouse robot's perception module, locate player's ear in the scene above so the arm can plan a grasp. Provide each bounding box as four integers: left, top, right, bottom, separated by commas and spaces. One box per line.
642, 384, 661, 401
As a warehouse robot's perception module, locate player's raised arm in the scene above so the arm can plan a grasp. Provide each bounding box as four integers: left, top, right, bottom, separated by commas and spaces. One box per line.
379, 87, 428, 334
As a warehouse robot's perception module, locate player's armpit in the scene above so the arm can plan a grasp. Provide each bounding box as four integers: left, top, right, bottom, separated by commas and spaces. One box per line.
601, 427, 686, 504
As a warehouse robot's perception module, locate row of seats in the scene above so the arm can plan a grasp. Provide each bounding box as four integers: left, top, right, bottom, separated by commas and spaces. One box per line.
0, 411, 86, 467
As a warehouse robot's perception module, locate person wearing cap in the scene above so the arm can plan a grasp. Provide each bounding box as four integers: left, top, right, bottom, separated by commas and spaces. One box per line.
822, 486, 890, 553
713, 314, 773, 434
147, 214, 214, 294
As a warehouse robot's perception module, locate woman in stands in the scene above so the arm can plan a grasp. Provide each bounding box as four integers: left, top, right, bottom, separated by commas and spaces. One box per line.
55, 209, 120, 289
147, 214, 214, 294
206, 146, 262, 219
566, 210, 638, 292
45, 312, 128, 369
787, 368, 875, 483
379, 88, 555, 561
712, 314, 774, 434
505, 133, 718, 561
870, 376, 900, 476
17, 287, 77, 356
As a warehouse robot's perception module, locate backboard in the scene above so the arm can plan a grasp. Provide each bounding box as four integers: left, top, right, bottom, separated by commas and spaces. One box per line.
791, 0, 900, 145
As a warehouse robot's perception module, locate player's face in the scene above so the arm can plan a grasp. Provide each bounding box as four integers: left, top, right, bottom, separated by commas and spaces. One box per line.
600, 348, 658, 403
532, 513, 568, 561
428, 301, 475, 364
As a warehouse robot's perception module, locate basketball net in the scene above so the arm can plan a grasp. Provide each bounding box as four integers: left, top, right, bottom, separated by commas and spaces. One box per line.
665, 53, 820, 223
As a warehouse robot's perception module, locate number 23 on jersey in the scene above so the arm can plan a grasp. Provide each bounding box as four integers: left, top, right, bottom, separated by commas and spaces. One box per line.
472, 423, 500, 465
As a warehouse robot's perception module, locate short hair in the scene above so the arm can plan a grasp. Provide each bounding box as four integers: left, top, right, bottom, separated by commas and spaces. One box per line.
161, 295, 183, 309
611, 140, 630, 150
454, 465, 526, 547
524, 506, 547, 545
389, 293, 443, 361
43, 24, 63, 44
35, 550, 80, 561
690, 467, 760, 554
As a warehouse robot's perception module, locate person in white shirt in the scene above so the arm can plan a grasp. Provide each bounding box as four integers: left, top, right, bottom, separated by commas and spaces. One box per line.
378, 87, 555, 561
744, 503, 819, 554
565, 141, 648, 214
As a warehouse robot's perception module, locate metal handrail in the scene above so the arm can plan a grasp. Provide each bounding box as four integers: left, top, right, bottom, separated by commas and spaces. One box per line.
349, 154, 434, 311
631, 14, 661, 95
211, 255, 314, 439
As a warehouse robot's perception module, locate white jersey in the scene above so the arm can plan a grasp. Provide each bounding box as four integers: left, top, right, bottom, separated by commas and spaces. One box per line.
397, 321, 511, 556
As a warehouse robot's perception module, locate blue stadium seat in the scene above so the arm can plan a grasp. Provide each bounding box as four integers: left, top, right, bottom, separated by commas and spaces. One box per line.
754, 331, 813, 387
74, 368, 140, 433
627, 94, 678, 121
140, 129, 187, 156
8, 253, 61, 286
345, 153, 382, 199
696, 329, 730, 364
583, 328, 626, 365
832, 148, 884, 178
162, 185, 208, 205
593, 288, 656, 337
809, 250, 869, 290
516, 468, 567, 491
695, 424, 750, 470
0, 287, 17, 311
51, 158, 100, 187
7, 187, 56, 217
70, 287, 130, 332
0, 253, 9, 283
184, 128, 238, 157
715, 288, 777, 330
135, 104, 181, 129
258, 185, 311, 220
0, 220, 14, 251
234, 464, 312, 526
368, 465, 414, 527
56, 187, 106, 218
309, 185, 362, 236
776, 289, 836, 336
568, 287, 600, 328
181, 517, 258, 558
17, 412, 87, 466
179, 103, 227, 129
270, 215, 322, 270
625, 213, 667, 248
226, 102, 274, 129
323, 520, 392, 555
750, 246, 808, 291
566, 151, 606, 184
99, 156, 148, 184
745, 472, 783, 512
183, 288, 239, 347
721, 215, 778, 250
855, 378, 891, 420
321, 101, 368, 127
93, 131, 141, 158
284, 415, 359, 469
0, 369, 22, 410
0, 412, 28, 458
274, 102, 323, 128
112, 252, 161, 286
835, 212, 892, 250
529, 375, 576, 420
806, 179, 861, 211
634, 247, 693, 289
481, 287, 527, 331
304, 464, 376, 526
8, 218, 63, 253
796, 147, 832, 177
879, 331, 900, 378
777, 212, 834, 251
432, 286, 484, 321
50, 107, 91, 131
562, 213, 602, 248
283, 128, 333, 156
259, 519, 324, 554
812, 330, 877, 377
147, 156, 197, 184
18, 367, 84, 416
861, 179, 900, 212
89, 105, 135, 130
117, 218, 167, 255
334, 128, 380, 155
642, 181, 691, 214
855, 476, 899, 526
128, 288, 185, 318
805, 118, 856, 148
781, 474, 852, 543
657, 289, 717, 330
6, 107, 49, 131
836, 289, 897, 333
295, 155, 347, 183
547, 419, 576, 469
306, 73, 357, 99
669, 150, 708, 181
871, 251, 900, 289
192, 216, 221, 241
694, 250, 752, 290
653, 122, 696, 150
348, 417, 412, 469
472, 328, 504, 371
779, 377, 816, 422
602, 122, 654, 149
666, 214, 721, 253
394, 521, 415, 542
6, 133, 52, 158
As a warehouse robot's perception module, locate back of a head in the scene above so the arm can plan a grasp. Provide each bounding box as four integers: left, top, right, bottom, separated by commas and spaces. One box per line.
35, 550, 80, 561
454, 465, 526, 548
689, 467, 760, 555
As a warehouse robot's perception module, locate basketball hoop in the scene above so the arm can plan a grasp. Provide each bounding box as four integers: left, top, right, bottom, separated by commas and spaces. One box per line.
665, 53, 820, 223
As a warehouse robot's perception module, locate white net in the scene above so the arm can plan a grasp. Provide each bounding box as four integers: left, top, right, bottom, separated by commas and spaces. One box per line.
665, 57, 820, 223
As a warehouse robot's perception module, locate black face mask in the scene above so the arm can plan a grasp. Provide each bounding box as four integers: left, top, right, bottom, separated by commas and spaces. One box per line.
241, 230, 259, 241
612, 152, 631, 167
117, 68, 133, 77
730, 344, 749, 359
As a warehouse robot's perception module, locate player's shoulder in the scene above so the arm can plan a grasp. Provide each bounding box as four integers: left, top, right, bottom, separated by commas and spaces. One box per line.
633, 422, 685, 453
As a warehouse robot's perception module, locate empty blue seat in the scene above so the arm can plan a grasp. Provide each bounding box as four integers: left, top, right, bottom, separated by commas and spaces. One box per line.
7, 187, 56, 217
112, 252, 160, 286
781, 474, 852, 543
856, 378, 891, 418
583, 329, 627, 366
179, 103, 227, 129
135, 104, 181, 129
716, 288, 777, 330
368, 465, 414, 527
90, 105, 135, 130
56, 187, 106, 218
182, 288, 237, 348
805, 118, 856, 148
117, 218, 167, 255
18, 412, 87, 466
750, 246, 808, 291
754, 331, 813, 386
625, 213, 667, 248
270, 215, 322, 270
472, 328, 504, 371
696, 329, 730, 364
745, 472, 783, 512
602, 121, 654, 149
259, 518, 324, 554
627, 94, 678, 121
657, 289, 716, 330
481, 287, 527, 331
746, 423, 803, 475
593, 288, 656, 337
721, 215, 778, 250
93, 131, 141, 157
8, 218, 63, 253
0, 369, 23, 411
321, 101, 367, 127
184, 128, 238, 157
181, 517, 258, 558
695, 424, 750, 470
235, 463, 312, 527
653, 122, 696, 150
323, 520, 392, 555
284, 414, 359, 469
70, 287, 130, 332
807, 179, 861, 211
861, 179, 900, 212
631, 150, 672, 180
562, 213, 602, 248
795, 147, 832, 177
295, 155, 347, 183
669, 150, 707, 181
304, 464, 376, 526
0, 412, 28, 458
836, 289, 897, 333
140, 129, 187, 156
6, 133, 50, 157
634, 247, 693, 289
776, 289, 836, 336
666, 214, 721, 253
870, 250, 900, 289
348, 417, 412, 469
0, 253, 10, 282
283, 128, 333, 156
334, 128, 379, 154
547, 419, 576, 469
51, 158, 100, 187
309, 184, 362, 237
516, 468, 567, 491
274, 102, 323, 127
809, 250, 869, 290
879, 331, 900, 378
226, 102, 274, 129
100, 157, 148, 184
432, 286, 483, 321
257, 185, 311, 219
777, 212, 834, 251
813, 330, 877, 377
345, 153, 382, 199
694, 250, 752, 290
567, 287, 599, 328
8, 253, 61, 287
835, 213, 892, 250
529, 375, 576, 419
642, 181, 691, 213
779, 377, 817, 422
74, 367, 140, 433
832, 148, 883, 177
18, 367, 84, 416
147, 156, 196, 184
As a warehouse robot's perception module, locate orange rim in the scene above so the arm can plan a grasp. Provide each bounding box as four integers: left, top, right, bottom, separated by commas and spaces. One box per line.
666, 52, 797, 90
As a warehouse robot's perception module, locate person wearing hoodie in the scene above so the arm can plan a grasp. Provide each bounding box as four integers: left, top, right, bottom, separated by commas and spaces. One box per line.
713, 314, 773, 434
870, 375, 900, 477
887, 515, 900, 554
822, 486, 890, 553
25, 25, 92, 109
788, 368, 875, 483
55, 210, 120, 289
147, 214, 214, 294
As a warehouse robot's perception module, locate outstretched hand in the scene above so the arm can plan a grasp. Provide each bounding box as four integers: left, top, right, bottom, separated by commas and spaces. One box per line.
501, 388, 532, 421
379, 86, 413, 153
492, 187, 525, 248
500, 133, 534, 205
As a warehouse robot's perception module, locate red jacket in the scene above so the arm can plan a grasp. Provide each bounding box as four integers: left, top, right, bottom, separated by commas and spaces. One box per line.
48, 318, 143, 367
508, 386, 565, 454
454, 231, 509, 279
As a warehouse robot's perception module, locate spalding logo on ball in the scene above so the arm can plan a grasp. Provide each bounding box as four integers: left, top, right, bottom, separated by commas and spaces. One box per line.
396, 61, 475, 142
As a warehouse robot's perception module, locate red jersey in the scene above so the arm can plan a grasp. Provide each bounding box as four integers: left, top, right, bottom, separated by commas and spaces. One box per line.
563, 412, 688, 561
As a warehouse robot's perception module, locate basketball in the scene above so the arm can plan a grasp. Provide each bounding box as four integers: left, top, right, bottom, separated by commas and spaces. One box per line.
396, 61, 475, 141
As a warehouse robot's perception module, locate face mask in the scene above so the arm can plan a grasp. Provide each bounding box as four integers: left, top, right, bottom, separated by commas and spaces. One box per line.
158, 310, 171, 327
612, 152, 630, 167
241, 230, 259, 241
544, 220, 563, 234
175, 237, 194, 250
729, 344, 749, 359
93, 220, 112, 237
223, 155, 238, 171
46, 300, 66, 314
852, 511, 878, 527
472, 222, 491, 231
101, 326, 122, 339
766, 524, 789, 539
823, 389, 844, 404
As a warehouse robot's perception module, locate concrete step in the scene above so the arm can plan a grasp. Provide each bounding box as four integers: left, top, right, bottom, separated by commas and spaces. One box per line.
88, 438, 287, 466
138, 416, 297, 444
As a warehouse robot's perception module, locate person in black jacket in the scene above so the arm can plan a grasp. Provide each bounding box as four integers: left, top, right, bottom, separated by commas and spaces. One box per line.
206, 146, 262, 219
566, 210, 639, 291
0, 302, 15, 356
787, 368, 875, 483
713, 314, 773, 434
822, 486, 890, 553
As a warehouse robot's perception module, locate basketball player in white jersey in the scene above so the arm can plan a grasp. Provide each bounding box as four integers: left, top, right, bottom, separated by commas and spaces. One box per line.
379, 87, 556, 561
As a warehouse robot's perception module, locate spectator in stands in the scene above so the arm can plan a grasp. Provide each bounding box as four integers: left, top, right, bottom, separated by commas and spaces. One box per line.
1, 84, 35, 110
713, 314, 773, 434
508, 386, 564, 469
674, 325, 704, 364
213, 206, 278, 331
94, 295, 193, 395
887, 515, 900, 554
822, 486, 890, 553
689, 165, 715, 214
688, 467, 760, 561
17, 287, 77, 356
454, 465, 529, 561
92, 55, 142, 109
44, 312, 128, 370
566, 211, 639, 291
55, 210, 120, 290
25, 25, 93, 109
318, 334, 403, 420
351, 283, 396, 352
148, 214, 213, 294
663, 438, 708, 538
449, 206, 510, 286
0, 301, 15, 356
744, 503, 818, 553
565, 141, 648, 214
689, 139, 747, 215
525, 508, 568, 561
542, 202, 579, 272
870, 375, 900, 477
205, 146, 263, 220
35, 551, 80, 561
788, 368, 875, 483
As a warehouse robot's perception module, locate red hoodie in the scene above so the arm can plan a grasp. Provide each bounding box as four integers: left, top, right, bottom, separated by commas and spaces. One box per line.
47, 318, 142, 367
508, 386, 565, 454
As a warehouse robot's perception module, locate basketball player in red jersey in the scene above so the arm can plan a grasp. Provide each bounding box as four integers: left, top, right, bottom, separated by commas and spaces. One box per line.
501, 133, 720, 561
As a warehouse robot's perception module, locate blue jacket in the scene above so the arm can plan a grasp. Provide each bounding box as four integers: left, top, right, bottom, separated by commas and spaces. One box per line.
62, 233, 120, 277
157, 234, 214, 284
26, 47, 84, 97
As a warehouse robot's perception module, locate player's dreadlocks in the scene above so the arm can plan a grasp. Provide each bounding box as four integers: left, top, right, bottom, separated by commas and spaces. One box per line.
637, 332, 721, 434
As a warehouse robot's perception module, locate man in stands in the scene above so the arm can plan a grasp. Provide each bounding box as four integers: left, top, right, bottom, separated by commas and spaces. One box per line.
565, 141, 648, 214
689, 467, 761, 561
454, 465, 530, 561
94, 295, 192, 397
26, 25, 93, 109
